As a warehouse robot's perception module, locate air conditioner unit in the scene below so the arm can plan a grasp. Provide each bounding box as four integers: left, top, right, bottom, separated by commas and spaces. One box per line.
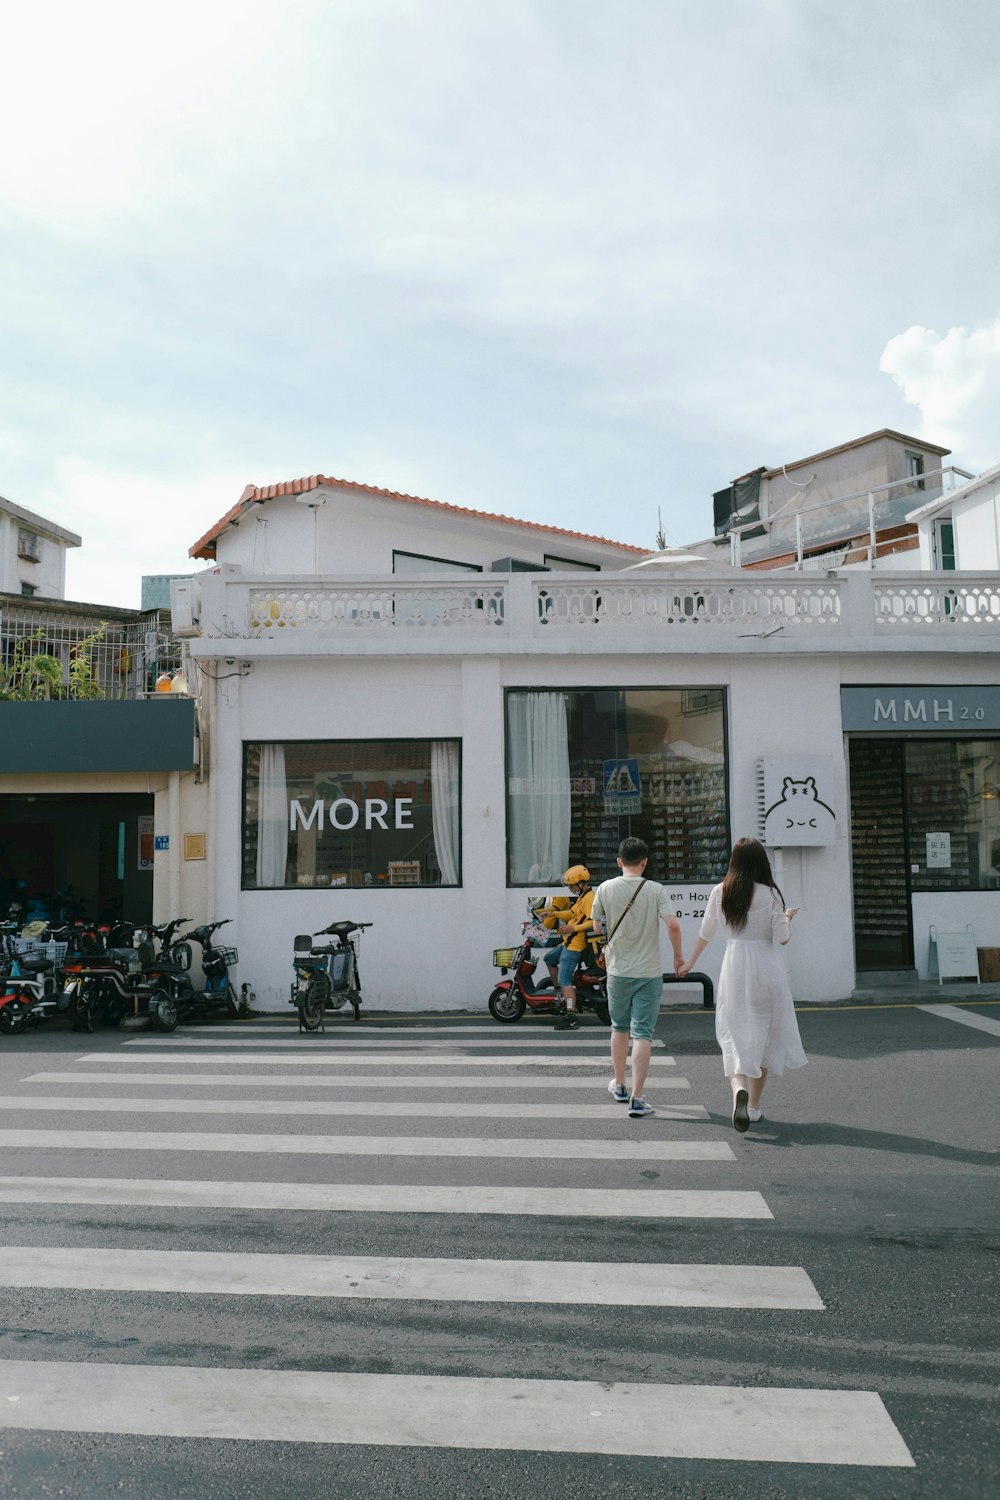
17, 531, 41, 562
170, 578, 202, 637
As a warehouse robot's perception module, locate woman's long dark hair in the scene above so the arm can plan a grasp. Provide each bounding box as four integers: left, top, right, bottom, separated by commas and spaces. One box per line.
720, 837, 784, 932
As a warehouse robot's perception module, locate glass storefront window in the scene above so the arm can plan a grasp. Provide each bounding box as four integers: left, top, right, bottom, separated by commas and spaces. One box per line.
243, 740, 461, 889
906, 739, 1000, 890
505, 688, 728, 885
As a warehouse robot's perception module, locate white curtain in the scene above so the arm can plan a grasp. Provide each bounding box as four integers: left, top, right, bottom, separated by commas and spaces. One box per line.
255, 743, 289, 887
430, 740, 460, 885
508, 692, 571, 883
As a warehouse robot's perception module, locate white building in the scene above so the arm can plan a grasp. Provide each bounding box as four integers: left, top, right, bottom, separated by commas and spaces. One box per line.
0, 493, 81, 599
160, 467, 1000, 1012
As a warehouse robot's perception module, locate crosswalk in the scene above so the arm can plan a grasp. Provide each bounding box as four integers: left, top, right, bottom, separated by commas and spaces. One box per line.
0, 1017, 915, 1478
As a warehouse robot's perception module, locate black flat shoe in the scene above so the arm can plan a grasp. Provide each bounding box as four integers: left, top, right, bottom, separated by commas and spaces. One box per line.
732, 1088, 750, 1133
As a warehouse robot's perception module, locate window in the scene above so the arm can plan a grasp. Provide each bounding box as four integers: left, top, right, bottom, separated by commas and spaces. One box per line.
543, 554, 601, 572
505, 688, 728, 885
243, 740, 461, 889
933, 518, 956, 570
905, 452, 925, 490
393, 550, 482, 575
907, 740, 1000, 890
20, 582, 38, 597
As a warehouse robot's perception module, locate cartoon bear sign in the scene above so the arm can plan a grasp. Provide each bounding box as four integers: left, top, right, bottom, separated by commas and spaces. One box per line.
761, 758, 837, 846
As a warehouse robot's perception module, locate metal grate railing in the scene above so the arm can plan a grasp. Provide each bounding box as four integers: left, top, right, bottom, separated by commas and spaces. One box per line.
0, 601, 182, 700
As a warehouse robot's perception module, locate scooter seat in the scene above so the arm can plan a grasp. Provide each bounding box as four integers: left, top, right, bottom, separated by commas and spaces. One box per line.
13, 956, 52, 974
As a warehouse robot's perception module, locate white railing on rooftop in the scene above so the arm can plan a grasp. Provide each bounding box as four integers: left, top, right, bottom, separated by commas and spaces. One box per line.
187, 571, 1000, 652
536, 579, 841, 628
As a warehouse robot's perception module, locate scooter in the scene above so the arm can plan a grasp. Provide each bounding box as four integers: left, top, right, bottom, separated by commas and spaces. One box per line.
62, 945, 178, 1033
0, 931, 72, 1034
291, 920, 373, 1031
158, 919, 244, 1021
489, 902, 610, 1025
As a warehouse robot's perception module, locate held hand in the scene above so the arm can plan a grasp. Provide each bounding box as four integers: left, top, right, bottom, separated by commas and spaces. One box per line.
785, 908, 799, 921
676, 959, 690, 977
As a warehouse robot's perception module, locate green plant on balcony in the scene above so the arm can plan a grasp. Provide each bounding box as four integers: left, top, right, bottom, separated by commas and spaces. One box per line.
0, 622, 108, 701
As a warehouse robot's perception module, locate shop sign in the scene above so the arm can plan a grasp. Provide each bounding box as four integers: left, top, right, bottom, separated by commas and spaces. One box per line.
290, 797, 414, 832
925, 832, 951, 869
759, 757, 837, 846
841, 686, 1000, 732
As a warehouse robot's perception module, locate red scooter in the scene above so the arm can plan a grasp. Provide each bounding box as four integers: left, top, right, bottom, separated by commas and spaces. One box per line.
489, 905, 609, 1025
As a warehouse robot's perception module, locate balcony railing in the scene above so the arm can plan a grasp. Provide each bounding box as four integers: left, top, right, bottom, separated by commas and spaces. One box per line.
177, 571, 1000, 657
0, 598, 181, 700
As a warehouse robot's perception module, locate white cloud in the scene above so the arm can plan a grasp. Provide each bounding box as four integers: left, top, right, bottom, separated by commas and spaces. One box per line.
880, 320, 1000, 470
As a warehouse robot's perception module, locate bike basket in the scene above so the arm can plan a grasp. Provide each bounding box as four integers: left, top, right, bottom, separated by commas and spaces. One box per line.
492, 947, 518, 968
38, 942, 68, 966
215, 946, 239, 965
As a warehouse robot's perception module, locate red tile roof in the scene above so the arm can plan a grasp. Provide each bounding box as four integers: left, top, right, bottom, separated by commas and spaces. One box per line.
189, 473, 647, 559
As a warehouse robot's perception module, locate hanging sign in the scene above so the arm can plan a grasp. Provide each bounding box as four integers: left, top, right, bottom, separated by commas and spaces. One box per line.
760, 756, 837, 846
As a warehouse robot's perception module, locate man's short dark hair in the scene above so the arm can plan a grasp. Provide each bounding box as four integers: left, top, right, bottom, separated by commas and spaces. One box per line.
619, 836, 648, 864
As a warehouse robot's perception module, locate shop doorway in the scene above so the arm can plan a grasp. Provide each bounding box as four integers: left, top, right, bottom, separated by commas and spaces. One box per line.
0, 794, 154, 925
848, 740, 913, 968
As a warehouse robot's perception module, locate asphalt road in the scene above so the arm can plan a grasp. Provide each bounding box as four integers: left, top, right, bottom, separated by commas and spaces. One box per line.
0, 999, 996, 1500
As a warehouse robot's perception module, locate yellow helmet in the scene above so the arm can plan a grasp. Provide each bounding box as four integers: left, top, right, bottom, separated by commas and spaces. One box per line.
562, 864, 591, 886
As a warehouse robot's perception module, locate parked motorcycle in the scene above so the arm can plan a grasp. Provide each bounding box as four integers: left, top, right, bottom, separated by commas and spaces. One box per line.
63, 944, 178, 1033
154, 919, 244, 1021
489, 902, 610, 1024
291, 920, 373, 1031
0, 934, 63, 1034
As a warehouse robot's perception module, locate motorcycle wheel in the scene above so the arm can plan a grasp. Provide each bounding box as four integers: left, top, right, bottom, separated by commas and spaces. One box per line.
300, 974, 329, 1031
592, 1002, 611, 1026
351, 992, 361, 1021
101, 996, 130, 1027
73, 984, 96, 1032
225, 982, 241, 1019
488, 986, 526, 1023
153, 991, 179, 1032
0, 1000, 27, 1034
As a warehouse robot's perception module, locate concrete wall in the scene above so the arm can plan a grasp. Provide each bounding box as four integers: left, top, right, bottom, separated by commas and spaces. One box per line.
0, 512, 69, 598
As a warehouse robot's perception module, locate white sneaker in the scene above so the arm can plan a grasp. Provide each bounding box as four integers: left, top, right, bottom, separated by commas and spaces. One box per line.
747, 1107, 763, 1123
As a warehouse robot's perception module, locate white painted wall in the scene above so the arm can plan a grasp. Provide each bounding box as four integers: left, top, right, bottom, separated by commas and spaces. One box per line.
0, 511, 71, 598
215, 487, 641, 576
179, 645, 875, 1012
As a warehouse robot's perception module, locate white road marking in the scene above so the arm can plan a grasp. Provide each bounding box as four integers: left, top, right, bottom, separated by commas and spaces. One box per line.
0, 1096, 708, 1121
78, 1051, 678, 1070
123, 1035, 668, 1051
0, 1247, 824, 1309
916, 1003, 1000, 1039
25, 1070, 688, 1092
0, 1359, 912, 1464
0, 1177, 772, 1218
0, 1128, 733, 1161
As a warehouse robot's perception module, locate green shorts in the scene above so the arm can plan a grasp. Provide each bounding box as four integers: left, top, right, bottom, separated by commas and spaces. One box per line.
608, 975, 663, 1040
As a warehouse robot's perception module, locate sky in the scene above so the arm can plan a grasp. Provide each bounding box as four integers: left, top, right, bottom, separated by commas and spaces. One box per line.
2, 0, 999, 606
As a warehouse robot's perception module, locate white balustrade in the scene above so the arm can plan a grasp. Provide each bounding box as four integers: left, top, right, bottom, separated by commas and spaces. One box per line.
534, 579, 842, 629
874, 580, 1000, 627
249, 583, 507, 631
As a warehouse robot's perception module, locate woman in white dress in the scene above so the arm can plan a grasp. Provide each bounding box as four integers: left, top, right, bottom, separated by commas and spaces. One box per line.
679, 838, 806, 1133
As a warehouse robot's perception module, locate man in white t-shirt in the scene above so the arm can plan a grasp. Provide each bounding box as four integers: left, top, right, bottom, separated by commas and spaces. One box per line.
591, 836, 684, 1119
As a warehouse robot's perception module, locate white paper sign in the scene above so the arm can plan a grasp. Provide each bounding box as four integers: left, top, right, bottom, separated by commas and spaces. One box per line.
925, 832, 951, 869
